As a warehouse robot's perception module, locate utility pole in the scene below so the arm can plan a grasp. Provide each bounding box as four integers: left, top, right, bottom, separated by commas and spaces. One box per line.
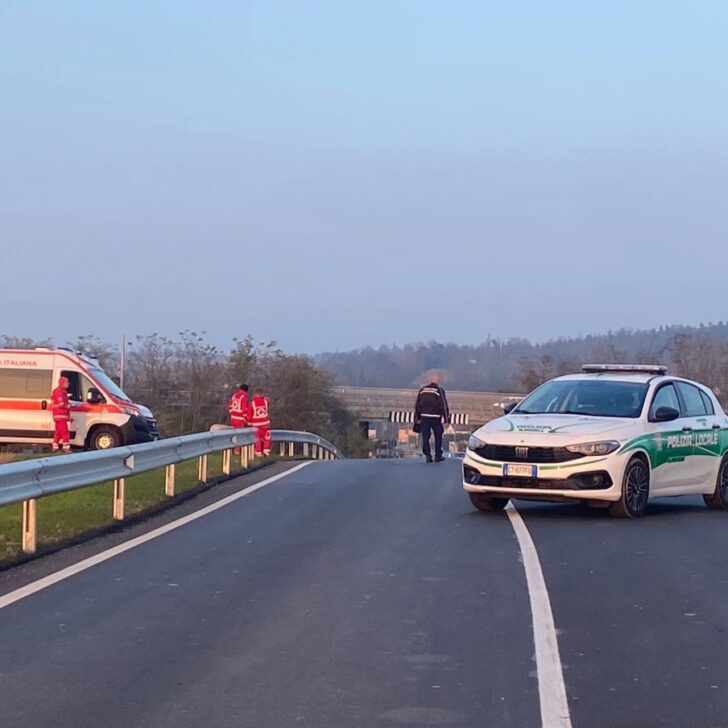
120, 335, 126, 390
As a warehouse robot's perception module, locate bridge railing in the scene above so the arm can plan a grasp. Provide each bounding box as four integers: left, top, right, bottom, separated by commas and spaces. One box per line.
0, 428, 341, 555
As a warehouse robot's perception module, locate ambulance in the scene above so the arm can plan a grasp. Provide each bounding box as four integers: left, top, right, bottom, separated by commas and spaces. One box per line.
0, 348, 159, 450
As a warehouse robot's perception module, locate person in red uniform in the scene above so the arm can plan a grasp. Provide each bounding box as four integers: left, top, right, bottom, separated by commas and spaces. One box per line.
51, 375, 73, 453
227, 384, 249, 428
248, 388, 271, 456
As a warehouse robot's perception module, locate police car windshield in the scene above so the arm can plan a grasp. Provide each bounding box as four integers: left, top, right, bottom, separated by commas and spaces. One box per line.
90, 368, 132, 402
514, 379, 648, 418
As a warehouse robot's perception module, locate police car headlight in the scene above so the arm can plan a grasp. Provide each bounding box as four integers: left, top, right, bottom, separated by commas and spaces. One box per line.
468, 435, 487, 450
565, 441, 620, 456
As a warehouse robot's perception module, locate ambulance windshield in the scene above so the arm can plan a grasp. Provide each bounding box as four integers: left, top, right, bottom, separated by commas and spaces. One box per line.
90, 368, 132, 402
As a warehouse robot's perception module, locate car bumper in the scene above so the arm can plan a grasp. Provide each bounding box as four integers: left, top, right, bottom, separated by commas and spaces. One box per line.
120, 415, 159, 445
462, 449, 624, 502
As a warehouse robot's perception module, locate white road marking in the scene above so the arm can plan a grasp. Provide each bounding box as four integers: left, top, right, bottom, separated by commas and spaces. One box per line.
506, 503, 572, 728
0, 462, 313, 611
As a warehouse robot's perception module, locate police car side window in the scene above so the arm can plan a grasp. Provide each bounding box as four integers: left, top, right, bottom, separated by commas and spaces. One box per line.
676, 382, 708, 417
649, 384, 680, 419
699, 390, 716, 416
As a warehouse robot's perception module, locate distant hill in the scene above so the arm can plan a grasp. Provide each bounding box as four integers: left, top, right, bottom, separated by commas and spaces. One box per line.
316, 322, 728, 393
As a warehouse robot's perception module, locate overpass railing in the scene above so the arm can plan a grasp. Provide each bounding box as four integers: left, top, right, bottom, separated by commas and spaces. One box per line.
0, 428, 341, 555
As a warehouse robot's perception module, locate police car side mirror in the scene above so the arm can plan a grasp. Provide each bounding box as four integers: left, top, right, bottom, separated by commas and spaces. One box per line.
503, 401, 518, 415
86, 388, 105, 405
651, 406, 680, 423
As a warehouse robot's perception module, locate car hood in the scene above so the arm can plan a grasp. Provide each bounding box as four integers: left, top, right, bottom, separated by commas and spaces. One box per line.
474, 414, 638, 445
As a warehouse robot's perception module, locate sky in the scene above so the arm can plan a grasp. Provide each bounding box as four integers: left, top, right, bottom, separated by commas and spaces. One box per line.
1, 1, 726, 354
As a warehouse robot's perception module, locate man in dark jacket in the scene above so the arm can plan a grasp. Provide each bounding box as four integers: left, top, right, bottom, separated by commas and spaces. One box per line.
414, 374, 450, 463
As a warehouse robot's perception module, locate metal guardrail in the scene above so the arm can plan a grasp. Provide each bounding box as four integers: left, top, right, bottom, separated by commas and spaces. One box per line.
0, 427, 341, 555
270, 430, 344, 459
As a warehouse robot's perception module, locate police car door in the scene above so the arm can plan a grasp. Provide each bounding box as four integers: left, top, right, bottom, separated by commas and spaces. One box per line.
675, 381, 721, 490
647, 382, 695, 493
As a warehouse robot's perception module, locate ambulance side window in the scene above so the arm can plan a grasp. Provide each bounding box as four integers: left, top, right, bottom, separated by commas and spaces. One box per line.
81, 376, 103, 403
0, 369, 52, 398
61, 371, 82, 402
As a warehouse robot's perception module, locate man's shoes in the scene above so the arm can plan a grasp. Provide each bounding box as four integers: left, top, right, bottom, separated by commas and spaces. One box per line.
435, 456, 444, 462
425, 456, 433, 463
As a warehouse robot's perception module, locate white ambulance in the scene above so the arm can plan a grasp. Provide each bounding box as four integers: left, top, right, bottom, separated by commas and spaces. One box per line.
0, 348, 159, 450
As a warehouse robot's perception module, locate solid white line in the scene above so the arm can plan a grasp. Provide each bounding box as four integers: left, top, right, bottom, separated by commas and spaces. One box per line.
506, 503, 572, 728
0, 462, 313, 611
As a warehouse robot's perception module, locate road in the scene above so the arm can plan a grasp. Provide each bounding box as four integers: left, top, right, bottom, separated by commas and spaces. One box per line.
1, 459, 727, 727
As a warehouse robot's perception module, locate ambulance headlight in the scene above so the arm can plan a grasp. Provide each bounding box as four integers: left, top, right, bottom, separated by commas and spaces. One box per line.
120, 406, 139, 416
565, 441, 620, 456
467, 435, 487, 451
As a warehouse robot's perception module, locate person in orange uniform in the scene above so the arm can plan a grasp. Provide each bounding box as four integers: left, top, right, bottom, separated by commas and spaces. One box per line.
248, 387, 271, 456
227, 384, 249, 428
51, 375, 73, 453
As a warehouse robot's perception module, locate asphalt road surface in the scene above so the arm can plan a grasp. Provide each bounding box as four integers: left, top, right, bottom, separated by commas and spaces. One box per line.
1, 459, 728, 727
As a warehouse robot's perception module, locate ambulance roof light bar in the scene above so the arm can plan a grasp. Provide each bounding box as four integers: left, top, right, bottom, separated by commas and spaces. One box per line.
581, 364, 668, 375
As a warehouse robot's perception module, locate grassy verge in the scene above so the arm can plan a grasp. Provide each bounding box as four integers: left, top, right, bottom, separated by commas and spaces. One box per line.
0, 450, 272, 567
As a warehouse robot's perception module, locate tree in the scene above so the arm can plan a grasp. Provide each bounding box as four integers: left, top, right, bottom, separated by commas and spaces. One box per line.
68, 335, 119, 374
1, 335, 53, 349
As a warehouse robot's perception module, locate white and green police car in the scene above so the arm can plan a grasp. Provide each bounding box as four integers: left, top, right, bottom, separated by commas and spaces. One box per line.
463, 365, 728, 518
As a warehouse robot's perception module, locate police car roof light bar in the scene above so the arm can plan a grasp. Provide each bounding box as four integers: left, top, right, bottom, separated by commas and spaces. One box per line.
581, 364, 668, 375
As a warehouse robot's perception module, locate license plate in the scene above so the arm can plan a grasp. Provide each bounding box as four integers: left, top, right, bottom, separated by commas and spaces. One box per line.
503, 463, 537, 478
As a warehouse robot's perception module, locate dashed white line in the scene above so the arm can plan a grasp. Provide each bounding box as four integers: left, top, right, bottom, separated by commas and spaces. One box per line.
506, 503, 572, 728
0, 462, 313, 611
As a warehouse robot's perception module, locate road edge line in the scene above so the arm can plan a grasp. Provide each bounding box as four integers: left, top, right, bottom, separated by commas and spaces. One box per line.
0, 461, 313, 611
506, 503, 572, 728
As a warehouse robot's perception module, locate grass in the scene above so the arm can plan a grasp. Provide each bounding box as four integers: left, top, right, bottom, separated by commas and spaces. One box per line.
0, 449, 262, 567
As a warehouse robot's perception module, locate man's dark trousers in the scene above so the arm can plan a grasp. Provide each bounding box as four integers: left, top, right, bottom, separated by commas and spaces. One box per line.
421, 418, 444, 461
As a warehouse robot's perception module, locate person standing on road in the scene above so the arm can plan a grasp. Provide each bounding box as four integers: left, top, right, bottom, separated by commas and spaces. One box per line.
414, 374, 450, 463
248, 387, 271, 457
227, 384, 250, 429
51, 375, 73, 453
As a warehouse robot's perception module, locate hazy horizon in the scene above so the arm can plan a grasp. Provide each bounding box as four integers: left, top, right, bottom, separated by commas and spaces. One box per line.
2, 2, 726, 354
2, 317, 725, 358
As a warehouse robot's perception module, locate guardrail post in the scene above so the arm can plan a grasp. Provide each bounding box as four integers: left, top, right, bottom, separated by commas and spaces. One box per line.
288, 442, 294, 458
222, 449, 232, 475
22, 498, 37, 554
113, 478, 125, 520
198, 454, 208, 483
303, 443, 309, 458
241, 445, 248, 470
165, 463, 175, 497
279, 442, 285, 457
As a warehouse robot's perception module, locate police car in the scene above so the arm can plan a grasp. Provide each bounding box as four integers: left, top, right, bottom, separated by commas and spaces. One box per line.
463, 365, 728, 518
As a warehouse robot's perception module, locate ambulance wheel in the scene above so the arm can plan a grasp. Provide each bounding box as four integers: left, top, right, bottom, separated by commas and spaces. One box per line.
89, 426, 122, 451
704, 456, 728, 510
609, 457, 650, 518
469, 493, 509, 512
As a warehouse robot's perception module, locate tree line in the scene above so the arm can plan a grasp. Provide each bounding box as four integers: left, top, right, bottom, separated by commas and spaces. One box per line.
316, 322, 728, 399
1, 333, 370, 456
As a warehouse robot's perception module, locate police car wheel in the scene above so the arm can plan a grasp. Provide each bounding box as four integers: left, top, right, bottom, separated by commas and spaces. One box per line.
90, 427, 121, 451
704, 456, 728, 510
610, 457, 650, 518
469, 493, 509, 512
